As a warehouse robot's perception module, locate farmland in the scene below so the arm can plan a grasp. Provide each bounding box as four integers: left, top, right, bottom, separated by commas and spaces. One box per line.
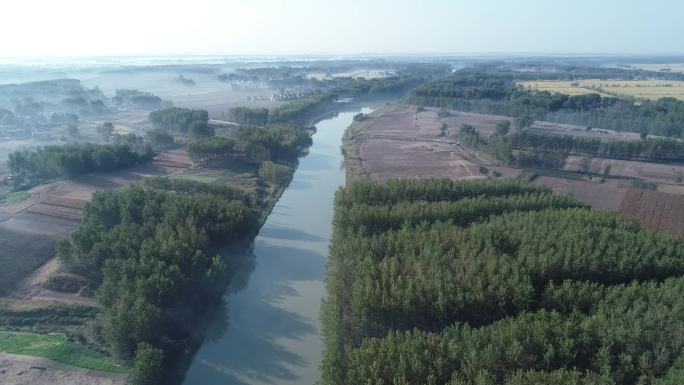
519, 79, 684, 101
344, 105, 520, 182
619, 188, 684, 238
343, 104, 684, 235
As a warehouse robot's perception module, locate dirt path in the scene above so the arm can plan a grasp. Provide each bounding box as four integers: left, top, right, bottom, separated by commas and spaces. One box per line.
8, 258, 97, 307
0, 352, 126, 385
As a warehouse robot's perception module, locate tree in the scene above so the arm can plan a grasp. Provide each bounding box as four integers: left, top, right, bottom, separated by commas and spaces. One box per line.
145, 128, 174, 150
495, 120, 511, 136
130, 342, 165, 385
96, 122, 115, 142
579, 154, 592, 174
516, 114, 534, 129
188, 120, 214, 139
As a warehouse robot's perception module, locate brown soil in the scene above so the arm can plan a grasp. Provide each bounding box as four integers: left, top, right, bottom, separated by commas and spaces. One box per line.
0, 352, 126, 385
350, 105, 516, 181
619, 189, 684, 238
532, 176, 628, 211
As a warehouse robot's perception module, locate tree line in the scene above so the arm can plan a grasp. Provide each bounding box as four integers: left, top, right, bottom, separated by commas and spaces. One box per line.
322, 178, 684, 385
187, 124, 311, 165
148, 107, 212, 138
408, 67, 684, 139
8, 142, 153, 183
458, 123, 684, 170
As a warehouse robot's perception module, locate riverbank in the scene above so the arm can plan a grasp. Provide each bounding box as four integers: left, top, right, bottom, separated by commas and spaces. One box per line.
181, 107, 372, 385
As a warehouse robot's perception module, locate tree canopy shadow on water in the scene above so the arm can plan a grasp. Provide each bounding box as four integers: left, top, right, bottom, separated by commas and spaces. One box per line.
258, 224, 326, 242
180, 242, 328, 385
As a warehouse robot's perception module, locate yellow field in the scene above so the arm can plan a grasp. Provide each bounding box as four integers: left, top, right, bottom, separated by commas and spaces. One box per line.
518, 79, 684, 101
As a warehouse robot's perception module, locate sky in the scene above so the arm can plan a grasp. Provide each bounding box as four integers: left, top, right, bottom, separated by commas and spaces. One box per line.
1, 0, 682, 57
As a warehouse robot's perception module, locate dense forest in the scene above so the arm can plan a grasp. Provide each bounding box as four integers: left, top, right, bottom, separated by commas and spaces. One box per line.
408, 67, 684, 139
323, 178, 684, 385
7, 141, 153, 182
148, 107, 210, 136
57, 180, 258, 384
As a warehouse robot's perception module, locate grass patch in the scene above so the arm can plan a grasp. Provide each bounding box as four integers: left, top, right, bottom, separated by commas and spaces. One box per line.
0, 331, 127, 373
169, 174, 218, 183
0, 190, 29, 205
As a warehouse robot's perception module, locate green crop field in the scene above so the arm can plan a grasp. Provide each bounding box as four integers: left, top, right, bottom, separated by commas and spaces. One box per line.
0, 331, 128, 373
519, 79, 684, 101
0, 189, 29, 205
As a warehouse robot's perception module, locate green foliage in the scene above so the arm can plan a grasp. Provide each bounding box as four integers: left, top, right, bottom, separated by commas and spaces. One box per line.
7, 142, 153, 181
148, 107, 209, 133
43, 273, 88, 293
258, 160, 289, 183
335, 192, 581, 235
227, 107, 269, 126
188, 120, 214, 139
0, 190, 29, 204
353, 113, 367, 122
236, 125, 312, 163
495, 120, 511, 136
0, 301, 96, 329
408, 67, 684, 139
145, 128, 175, 150
322, 178, 684, 385
187, 125, 311, 165
188, 136, 236, 163
130, 342, 164, 385
0, 331, 127, 372
509, 131, 684, 162
335, 178, 544, 207
269, 93, 336, 123
58, 186, 257, 360
142, 177, 255, 207
96, 122, 114, 141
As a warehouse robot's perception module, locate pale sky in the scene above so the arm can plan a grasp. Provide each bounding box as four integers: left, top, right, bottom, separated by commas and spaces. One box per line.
1, 0, 682, 57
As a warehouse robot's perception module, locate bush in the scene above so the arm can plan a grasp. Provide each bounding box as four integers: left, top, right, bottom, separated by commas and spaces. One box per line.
130, 342, 164, 385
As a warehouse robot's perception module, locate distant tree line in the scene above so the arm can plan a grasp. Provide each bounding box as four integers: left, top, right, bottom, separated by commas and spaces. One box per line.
408, 67, 684, 139
113, 89, 164, 110
509, 131, 684, 162
458, 123, 684, 170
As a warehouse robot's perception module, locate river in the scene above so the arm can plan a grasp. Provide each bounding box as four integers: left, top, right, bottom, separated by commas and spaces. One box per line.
182, 107, 372, 385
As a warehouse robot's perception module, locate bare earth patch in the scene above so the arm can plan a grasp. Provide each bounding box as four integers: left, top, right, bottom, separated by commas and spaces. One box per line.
619, 189, 684, 238
351, 105, 513, 182
0, 352, 126, 385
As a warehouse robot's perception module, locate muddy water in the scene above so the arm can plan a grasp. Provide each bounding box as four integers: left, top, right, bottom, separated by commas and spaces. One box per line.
182, 108, 371, 385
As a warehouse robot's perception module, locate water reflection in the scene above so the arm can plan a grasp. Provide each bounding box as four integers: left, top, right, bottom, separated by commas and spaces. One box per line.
183, 108, 372, 385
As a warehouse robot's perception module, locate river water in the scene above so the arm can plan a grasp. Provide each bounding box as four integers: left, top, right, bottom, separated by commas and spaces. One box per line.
183, 108, 371, 385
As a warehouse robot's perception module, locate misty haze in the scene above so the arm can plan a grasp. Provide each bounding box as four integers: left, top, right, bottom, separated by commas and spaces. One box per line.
1, 1, 684, 385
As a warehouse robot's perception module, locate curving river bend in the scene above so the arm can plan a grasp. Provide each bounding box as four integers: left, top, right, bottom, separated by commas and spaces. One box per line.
183, 108, 372, 385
